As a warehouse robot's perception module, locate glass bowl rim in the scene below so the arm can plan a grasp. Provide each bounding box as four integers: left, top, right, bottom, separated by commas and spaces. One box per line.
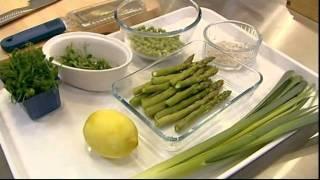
114, 0, 202, 37
203, 20, 263, 53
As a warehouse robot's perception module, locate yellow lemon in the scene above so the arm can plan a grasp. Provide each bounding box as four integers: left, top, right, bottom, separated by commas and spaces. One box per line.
83, 109, 138, 159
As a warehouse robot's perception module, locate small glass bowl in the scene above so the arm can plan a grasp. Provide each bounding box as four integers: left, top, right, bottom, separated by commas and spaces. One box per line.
114, 0, 202, 61
204, 20, 262, 70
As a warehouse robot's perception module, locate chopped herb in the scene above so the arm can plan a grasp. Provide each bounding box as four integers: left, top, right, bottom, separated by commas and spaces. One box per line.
59, 44, 112, 70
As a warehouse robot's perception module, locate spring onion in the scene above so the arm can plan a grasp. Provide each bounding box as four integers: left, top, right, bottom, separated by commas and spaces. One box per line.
134, 70, 318, 179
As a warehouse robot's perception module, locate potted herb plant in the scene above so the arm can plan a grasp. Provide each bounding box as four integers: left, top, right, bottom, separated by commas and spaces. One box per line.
0, 45, 61, 120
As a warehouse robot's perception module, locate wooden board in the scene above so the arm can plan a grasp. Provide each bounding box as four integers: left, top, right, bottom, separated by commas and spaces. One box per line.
287, 0, 319, 22
0, 0, 105, 59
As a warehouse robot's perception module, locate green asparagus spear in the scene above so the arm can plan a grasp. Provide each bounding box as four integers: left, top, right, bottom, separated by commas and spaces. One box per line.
141, 87, 177, 108
133, 82, 151, 95
203, 66, 219, 77
155, 90, 219, 127
144, 101, 167, 117
194, 67, 208, 76
155, 88, 210, 120
151, 74, 179, 84
175, 90, 232, 133
211, 79, 224, 90
129, 94, 149, 107
166, 81, 212, 107
175, 67, 219, 89
152, 63, 190, 77
170, 65, 199, 85
195, 56, 215, 66
142, 82, 170, 94
183, 54, 195, 64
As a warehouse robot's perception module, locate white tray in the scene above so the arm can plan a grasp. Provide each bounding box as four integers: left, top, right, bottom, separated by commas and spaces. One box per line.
0, 7, 318, 179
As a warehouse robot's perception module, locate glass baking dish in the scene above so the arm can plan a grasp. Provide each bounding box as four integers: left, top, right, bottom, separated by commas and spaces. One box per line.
112, 40, 263, 151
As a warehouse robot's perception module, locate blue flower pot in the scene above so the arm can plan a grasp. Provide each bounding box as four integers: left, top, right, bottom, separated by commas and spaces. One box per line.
22, 88, 61, 120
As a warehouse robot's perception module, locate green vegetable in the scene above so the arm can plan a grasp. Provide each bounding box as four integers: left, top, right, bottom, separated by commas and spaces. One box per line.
170, 65, 199, 85
0, 45, 58, 103
183, 54, 195, 64
175, 90, 232, 133
152, 63, 190, 77
210, 80, 224, 90
166, 81, 211, 107
195, 56, 215, 66
130, 56, 231, 132
175, 67, 219, 89
142, 82, 170, 94
193, 67, 208, 76
249, 70, 297, 113
209, 106, 318, 162
133, 82, 151, 95
151, 74, 179, 85
155, 90, 219, 127
144, 101, 167, 117
59, 44, 112, 70
168, 57, 217, 86
134, 70, 318, 179
149, 111, 318, 179
141, 87, 177, 108
129, 94, 149, 107
155, 88, 210, 120
151, 66, 207, 85
130, 26, 184, 58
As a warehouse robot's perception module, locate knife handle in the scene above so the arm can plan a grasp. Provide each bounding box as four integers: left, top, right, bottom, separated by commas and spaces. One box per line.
0, 18, 66, 52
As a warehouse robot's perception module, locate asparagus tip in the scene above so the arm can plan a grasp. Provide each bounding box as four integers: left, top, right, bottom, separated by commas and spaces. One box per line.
152, 72, 157, 76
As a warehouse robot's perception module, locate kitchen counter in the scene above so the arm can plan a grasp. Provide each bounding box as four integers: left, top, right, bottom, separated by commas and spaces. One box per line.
0, 0, 318, 179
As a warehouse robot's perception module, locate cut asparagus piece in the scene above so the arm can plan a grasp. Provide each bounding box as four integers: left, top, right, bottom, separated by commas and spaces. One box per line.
170, 65, 199, 85
152, 63, 190, 77
175, 67, 219, 89
155, 90, 219, 127
144, 101, 167, 117
129, 94, 149, 107
166, 81, 212, 107
155, 88, 210, 120
151, 74, 179, 85
133, 82, 151, 95
175, 90, 232, 133
141, 87, 177, 108
142, 82, 170, 94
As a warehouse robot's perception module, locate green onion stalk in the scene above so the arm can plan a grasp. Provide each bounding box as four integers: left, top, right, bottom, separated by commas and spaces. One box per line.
134, 70, 318, 179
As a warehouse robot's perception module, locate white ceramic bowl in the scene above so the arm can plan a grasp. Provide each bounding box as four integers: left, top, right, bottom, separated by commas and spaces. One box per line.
42, 32, 132, 92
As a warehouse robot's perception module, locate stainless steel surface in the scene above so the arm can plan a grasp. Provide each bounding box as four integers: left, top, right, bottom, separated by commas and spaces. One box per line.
0, 0, 318, 178
197, 0, 318, 73
0, 0, 61, 27
192, 0, 318, 178
0, 146, 13, 179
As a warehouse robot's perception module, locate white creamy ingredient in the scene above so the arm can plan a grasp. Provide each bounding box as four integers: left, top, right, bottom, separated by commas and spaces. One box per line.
208, 41, 256, 67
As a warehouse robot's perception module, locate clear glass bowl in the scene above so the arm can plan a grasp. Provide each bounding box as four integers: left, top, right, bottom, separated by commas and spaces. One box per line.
114, 0, 201, 61
204, 20, 262, 70
112, 40, 263, 151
